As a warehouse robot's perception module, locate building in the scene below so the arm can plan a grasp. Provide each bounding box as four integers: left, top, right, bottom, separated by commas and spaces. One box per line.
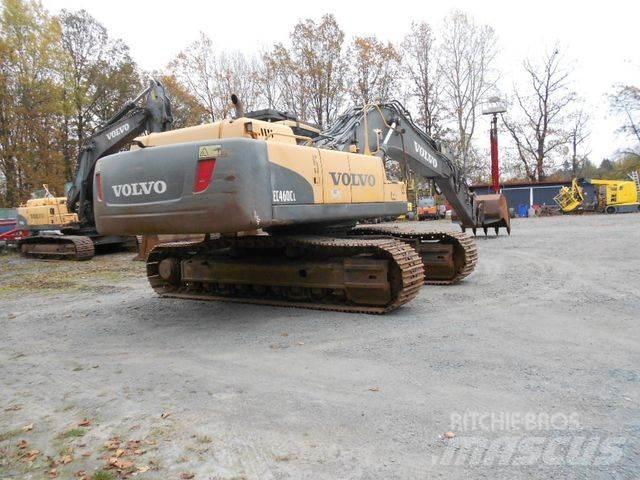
470, 180, 571, 209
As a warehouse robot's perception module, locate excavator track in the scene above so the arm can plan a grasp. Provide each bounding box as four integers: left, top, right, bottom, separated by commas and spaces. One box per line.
146, 235, 424, 313
352, 225, 478, 285
19, 235, 95, 261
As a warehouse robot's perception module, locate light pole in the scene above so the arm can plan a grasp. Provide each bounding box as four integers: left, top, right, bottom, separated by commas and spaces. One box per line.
482, 97, 507, 193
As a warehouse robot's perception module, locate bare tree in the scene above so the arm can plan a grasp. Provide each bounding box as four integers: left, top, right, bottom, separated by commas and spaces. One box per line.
266, 14, 346, 127
168, 33, 261, 121
294, 14, 346, 128
214, 51, 259, 117
347, 36, 400, 105
255, 49, 281, 110
401, 21, 444, 139
59, 9, 141, 176
567, 109, 590, 175
439, 10, 498, 174
610, 84, 640, 152
168, 32, 218, 121
502, 47, 575, 181
265, 43, 309, 120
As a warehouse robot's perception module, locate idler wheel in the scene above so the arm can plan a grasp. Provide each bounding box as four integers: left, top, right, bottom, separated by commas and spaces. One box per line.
158, 258, 181, 284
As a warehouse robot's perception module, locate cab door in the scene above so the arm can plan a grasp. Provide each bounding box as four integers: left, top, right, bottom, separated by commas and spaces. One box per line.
347, 153, 384, 203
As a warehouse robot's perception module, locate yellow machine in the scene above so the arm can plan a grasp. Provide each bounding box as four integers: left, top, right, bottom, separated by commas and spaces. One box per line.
93, 99, 510, 313
17, 186, 78, 229
554, 179, 584, 212
555, 176, 640, 214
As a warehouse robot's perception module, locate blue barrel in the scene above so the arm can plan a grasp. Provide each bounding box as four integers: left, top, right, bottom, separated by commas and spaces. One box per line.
518, 204, 529, 217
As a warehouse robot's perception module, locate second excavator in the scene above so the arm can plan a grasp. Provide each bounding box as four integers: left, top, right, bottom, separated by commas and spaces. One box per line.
93, 99, 510, 313
16, 80, 172, 260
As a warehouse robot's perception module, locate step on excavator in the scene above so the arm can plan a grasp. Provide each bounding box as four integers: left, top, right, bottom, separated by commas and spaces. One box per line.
93, 97, 510, 313
16, 80, 172, 260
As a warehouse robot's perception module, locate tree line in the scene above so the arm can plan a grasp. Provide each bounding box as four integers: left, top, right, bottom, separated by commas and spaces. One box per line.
0, 0, 142, 206
1, 0, 638, 207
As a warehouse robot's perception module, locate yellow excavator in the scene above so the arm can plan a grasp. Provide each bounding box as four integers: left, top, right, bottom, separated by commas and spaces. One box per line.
93, 98, 510, 313
554, 174, 640, 214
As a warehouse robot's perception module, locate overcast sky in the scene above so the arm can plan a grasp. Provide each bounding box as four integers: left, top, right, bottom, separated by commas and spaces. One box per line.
41, 0, 640, 165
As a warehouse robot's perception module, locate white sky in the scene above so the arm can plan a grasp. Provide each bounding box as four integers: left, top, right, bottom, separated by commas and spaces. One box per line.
41, 0, 640, 165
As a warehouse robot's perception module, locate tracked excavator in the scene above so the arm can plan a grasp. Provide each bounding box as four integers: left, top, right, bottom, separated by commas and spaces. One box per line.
16, 80, 172, 260
93, 98, 510, 313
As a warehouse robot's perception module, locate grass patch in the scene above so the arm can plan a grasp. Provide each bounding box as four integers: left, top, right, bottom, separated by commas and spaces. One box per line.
0, 254, 144, 297
196, 434, 212, 444
92, 470, 115, 480
59, 428, 85, 439
148, 426, 168, 439
0, 428, 21, 442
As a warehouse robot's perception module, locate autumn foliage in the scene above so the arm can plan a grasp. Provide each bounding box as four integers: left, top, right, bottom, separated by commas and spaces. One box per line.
1, 0, 637, 208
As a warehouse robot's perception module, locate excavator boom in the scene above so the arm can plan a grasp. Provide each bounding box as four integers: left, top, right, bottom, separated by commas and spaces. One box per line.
68, 80, 172, 225
315, 101, 511, 234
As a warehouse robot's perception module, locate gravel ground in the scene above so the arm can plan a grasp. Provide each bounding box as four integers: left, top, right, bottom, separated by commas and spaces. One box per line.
1, 214, 639, 480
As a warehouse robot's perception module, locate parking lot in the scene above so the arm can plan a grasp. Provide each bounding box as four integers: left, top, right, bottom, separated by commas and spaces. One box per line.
1, 214, 639, 479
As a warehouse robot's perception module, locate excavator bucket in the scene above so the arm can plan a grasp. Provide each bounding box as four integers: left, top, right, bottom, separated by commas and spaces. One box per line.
477, 193, 511, 235
462, 194, 511, 235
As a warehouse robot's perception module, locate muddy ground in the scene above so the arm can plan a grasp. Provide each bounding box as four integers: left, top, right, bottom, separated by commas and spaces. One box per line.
1, 214, 639, 479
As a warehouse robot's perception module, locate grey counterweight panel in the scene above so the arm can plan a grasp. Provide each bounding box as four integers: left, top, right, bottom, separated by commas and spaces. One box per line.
272, 202, 407, 225
269, 162, 315, 205
94, 138, 273, 235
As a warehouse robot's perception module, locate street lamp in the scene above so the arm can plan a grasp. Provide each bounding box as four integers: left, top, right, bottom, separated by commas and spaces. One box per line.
482, 96, 507, 193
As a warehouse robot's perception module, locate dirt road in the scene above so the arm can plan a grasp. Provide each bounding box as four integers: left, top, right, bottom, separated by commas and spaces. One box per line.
1, 214, 639, 479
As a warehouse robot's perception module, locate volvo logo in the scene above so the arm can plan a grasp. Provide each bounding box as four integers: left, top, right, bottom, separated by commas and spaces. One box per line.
106, 123, 130, 141
112, 180, 167, 198
414, 140, 438, 169
329, 172, 376, 187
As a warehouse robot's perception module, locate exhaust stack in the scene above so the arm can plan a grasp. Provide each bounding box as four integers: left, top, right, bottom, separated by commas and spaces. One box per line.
231, 94, 244, 118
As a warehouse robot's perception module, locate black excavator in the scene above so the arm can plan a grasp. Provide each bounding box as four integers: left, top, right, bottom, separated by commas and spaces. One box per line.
17, 79, 172, 260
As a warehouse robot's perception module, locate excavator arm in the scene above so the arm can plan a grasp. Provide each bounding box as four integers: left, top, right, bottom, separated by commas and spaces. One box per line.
315, 101, 510, 234
67, 79, 172, 226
